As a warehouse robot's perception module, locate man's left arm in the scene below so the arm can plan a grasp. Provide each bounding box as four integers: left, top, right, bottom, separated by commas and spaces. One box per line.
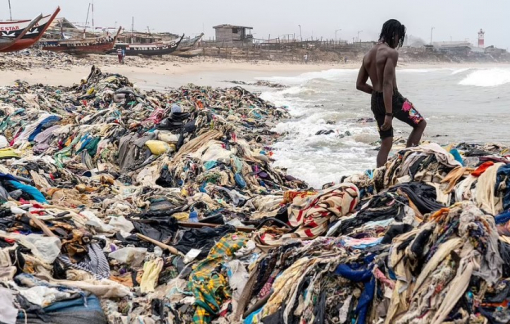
356, 62, 373, 94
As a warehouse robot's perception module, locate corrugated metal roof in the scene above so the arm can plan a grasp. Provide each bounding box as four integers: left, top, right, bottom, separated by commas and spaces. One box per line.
213, 24, 253, 29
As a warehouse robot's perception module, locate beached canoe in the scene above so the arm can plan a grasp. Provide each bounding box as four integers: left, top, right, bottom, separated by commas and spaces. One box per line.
171, 48, 203, 58
40, 27, 122, 55
111, 35, 184, 56
0, 7, 60, 52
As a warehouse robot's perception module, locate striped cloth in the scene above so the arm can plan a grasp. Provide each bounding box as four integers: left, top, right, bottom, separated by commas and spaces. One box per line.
59, 243, 110, 279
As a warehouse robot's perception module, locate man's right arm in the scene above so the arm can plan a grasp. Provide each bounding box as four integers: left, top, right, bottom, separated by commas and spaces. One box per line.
382, 50, 398, 114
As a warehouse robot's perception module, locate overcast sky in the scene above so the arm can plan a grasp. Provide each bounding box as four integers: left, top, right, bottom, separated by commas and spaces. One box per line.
4, 0, 509, 49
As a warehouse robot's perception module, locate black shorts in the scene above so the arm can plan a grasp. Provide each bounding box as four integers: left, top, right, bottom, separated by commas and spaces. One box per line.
371, 91, 424, 139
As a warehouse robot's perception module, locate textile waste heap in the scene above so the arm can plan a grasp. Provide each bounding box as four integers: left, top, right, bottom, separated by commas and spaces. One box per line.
0, 66, 510, 324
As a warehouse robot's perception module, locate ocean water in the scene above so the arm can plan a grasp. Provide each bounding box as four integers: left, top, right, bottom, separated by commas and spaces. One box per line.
258, 67, 510, 188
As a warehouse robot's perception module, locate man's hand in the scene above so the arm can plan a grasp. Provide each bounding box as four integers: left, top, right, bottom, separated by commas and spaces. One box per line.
381, 115, 392, 131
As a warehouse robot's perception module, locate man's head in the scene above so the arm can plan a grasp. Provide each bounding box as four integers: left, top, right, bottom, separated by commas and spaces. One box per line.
379, 19, 406, 48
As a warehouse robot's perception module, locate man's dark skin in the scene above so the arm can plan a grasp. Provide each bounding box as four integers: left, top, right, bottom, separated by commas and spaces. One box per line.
356, 32, 427, 167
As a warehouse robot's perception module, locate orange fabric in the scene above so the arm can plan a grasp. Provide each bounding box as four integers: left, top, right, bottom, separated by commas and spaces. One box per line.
429, 208, 450, 222
471, 161, 494, 177
282, 190, 317, 204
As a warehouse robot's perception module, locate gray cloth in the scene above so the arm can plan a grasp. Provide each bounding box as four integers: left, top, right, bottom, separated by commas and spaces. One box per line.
117, 133, 155, 171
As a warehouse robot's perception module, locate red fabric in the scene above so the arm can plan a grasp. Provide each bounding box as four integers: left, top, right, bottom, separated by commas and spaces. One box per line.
472, 161, 494, 177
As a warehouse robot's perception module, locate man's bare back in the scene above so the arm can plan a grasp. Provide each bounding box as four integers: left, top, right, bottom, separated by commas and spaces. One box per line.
362, 44, 398, 93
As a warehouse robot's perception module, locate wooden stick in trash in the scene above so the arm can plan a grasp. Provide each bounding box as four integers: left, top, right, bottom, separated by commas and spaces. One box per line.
26, 213, 57, 238
178, 221, 290, 233
136, 233, 183, 256
178, 221, 257, 232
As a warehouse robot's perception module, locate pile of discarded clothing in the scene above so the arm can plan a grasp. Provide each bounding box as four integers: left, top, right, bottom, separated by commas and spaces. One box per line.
1, 66, 510, 324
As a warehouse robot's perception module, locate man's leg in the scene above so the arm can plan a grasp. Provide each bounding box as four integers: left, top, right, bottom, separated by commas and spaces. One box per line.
377, 137, 393, 167
406, 119, 427, 147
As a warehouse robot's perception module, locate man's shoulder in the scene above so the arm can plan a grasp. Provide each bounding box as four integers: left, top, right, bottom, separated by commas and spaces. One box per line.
379, 47, 398, 60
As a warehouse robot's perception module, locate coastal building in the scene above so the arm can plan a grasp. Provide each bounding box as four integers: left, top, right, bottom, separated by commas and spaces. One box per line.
213, 24, 253, 43
433, 41, 472, 55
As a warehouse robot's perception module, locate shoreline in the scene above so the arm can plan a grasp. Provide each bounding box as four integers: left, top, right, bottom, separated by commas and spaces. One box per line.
1, 54, 509, 89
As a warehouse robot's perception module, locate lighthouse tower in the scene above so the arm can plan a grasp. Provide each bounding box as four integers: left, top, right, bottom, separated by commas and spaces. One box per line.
478, 29, 485, 48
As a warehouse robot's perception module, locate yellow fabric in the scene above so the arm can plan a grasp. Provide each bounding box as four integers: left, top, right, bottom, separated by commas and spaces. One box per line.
145, 140, 171, 155
475, 163, 505, 215
172, 212, 189, 221
0, 148, 19, 159
140, 258, 164, 293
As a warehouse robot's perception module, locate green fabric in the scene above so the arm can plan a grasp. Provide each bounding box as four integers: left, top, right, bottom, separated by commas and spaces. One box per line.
54, 136, 80, 168
189, 233, 248, 324
83, 137, 101, 157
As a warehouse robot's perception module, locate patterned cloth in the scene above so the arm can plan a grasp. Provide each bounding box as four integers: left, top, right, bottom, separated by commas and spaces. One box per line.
287, 183, 359, 238
189, 232, 248, 324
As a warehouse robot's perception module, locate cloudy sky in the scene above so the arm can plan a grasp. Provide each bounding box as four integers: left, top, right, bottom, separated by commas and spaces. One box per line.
4, 0, 509, 49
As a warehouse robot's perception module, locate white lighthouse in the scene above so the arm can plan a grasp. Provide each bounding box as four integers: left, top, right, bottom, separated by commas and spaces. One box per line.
478, 29, 485, 48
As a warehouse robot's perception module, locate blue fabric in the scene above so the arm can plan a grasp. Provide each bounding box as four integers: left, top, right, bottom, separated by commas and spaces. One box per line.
43, 294, 102, 313
449, 149, 464, 166
495, 211, 510, 225
0, 173, 18, 182
204, 161, 217, 170
235, 173, 247, 189
76, 135, 92, 153
28, 115, 61, 142
335, 263, 375, 324
243, 307, 262, 324
496, 164, 510, 211
356, 277, 376, 324
18, 294, 105, 323
8, 180, 47, 203
335, 264, 372, 282
342, 237, 382, 249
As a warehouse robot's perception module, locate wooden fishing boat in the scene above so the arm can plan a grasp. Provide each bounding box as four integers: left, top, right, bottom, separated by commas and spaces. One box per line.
171, 48, 203, 58
112, 34, 184, 56
176, 33, 203, 51
0, 14, 42, 51
0, 7, 60, 52
40, 27, 122, 55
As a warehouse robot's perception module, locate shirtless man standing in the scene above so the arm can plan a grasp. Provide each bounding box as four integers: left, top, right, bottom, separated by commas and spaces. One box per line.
356, 19, 427, 167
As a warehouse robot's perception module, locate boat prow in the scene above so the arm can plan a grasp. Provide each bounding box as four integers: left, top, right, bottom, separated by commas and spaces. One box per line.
0, 7, 60, 52
0, 13, 43, 51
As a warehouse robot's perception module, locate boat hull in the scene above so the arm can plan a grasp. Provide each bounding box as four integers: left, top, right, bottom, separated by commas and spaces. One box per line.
111, 35, 184, 56
41, 40, 116, 54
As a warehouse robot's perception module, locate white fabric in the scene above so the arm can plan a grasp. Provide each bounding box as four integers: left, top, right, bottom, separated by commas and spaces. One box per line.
0, 287, 17, 324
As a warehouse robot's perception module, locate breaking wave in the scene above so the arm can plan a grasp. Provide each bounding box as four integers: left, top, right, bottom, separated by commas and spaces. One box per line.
450, 68, 471, 75
261, 69, 357, 85
459, 68, 510, 87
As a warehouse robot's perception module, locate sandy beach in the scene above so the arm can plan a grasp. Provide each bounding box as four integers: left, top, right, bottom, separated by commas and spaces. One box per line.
0, 58, 344, 89
3, 53, 508, 90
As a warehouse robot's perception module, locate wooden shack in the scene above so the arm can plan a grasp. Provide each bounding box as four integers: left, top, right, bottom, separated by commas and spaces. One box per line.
213, 24, 253, 43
